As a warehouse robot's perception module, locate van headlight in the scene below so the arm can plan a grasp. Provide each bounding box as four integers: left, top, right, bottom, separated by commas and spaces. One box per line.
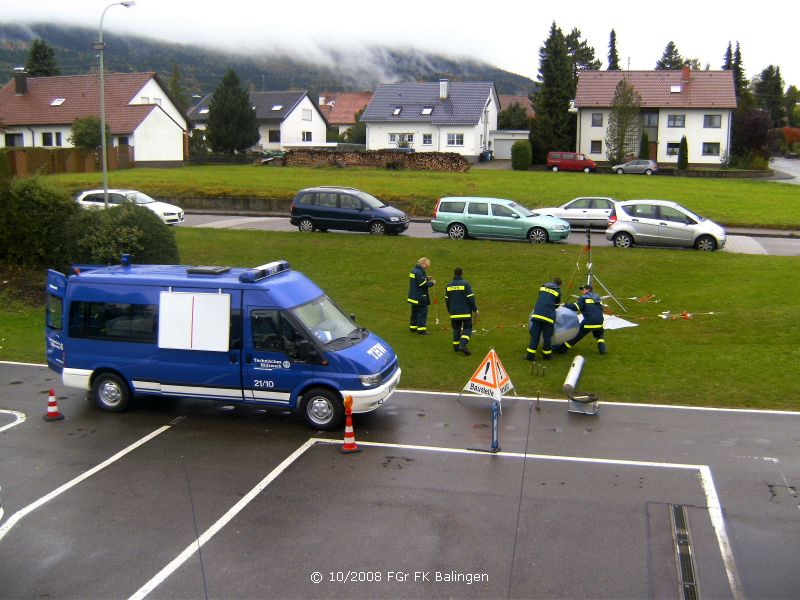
360, 373, 383, 386
552, 224, 568, 231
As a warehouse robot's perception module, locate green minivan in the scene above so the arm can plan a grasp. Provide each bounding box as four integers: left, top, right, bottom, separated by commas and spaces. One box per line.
431, 197, 571, 243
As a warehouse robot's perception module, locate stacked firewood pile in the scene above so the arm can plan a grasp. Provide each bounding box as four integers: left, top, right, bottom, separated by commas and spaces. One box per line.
283, 149, 470, 172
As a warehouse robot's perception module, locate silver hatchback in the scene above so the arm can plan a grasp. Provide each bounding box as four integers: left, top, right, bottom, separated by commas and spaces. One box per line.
612, 159, 658, 175
606, 200, 726, 251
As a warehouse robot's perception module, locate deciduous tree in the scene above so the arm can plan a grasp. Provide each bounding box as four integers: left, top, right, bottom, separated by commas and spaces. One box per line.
605, 78, 642, 164
69, 116, 109, 150
498, 102, 531, 130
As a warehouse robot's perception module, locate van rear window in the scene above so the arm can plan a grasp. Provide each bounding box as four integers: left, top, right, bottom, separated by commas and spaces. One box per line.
69, 301, 158, 343
438, 201, 466, 214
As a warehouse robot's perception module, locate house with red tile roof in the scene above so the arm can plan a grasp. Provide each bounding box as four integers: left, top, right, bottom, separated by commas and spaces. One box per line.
324, 92, 373, 136
499, 95, 535, 119
575, 67, 737, 166
0, 71, 188, 165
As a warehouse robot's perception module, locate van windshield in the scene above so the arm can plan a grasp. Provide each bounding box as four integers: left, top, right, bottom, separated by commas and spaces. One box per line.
356, 192, 387, 209
291, 295, 365, 348
508, 201, 534, 217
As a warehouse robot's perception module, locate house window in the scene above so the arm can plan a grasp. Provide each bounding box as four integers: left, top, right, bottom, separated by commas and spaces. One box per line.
389, 133, 413, 145
42, 132, 54, 146
666, 142, 681, 156
118, 136, 129, 146
667, 114, 685, 127
302, 131, 312, 142
152, 98, 161, 106
268, 130, 281, 143
590, 140, 602, 154
5, 133, 23, 147
423, 134, 432, 145
140, 96, 150, 103
702, 142, 720, 156
591, 113, 603, 127
704, 114, 721, 128
199, 108, 209, 114
421, 107, 433, 115
50, 98, 65, 106
302, 109, 312, 121
392, 107, 402, 116
271, 105, 283, 111
446, 133, 464, 146
643, 113, 659, 127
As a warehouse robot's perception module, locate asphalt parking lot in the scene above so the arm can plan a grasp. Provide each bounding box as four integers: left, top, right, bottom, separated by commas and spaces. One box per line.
1, 361, 799, 599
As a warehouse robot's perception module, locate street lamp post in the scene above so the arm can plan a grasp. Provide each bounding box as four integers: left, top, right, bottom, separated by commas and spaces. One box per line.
95, 0, 135, 208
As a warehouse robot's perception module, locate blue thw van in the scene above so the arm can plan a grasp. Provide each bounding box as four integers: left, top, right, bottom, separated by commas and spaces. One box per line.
45, 258, 401, 430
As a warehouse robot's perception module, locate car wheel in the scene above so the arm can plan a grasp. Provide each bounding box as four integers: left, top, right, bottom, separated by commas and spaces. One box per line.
301, 388, 344, 431
92, 372, 130, 412
644, 169, 653, 175
583, 167, 591, 174
695, 235, 717, 251
528, 227, 548, 244
447, 223, 467, 240
551, 166, 559, 172
613, 232, 634, 248
615, 168, 624, 174
298, 218, 314, 233
369, 221, 386, 236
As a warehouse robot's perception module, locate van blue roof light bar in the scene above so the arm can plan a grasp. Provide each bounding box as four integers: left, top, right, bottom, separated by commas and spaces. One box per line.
239, 260, 291, 282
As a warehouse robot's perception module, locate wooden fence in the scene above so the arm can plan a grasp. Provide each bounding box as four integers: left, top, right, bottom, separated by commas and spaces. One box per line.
5, 145, 134, 177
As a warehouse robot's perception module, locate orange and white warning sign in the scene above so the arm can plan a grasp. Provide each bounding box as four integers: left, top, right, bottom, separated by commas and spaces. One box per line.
463, 348, 514, 401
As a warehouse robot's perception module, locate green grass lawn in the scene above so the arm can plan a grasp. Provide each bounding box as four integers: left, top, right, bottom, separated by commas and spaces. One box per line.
5, 228, 797, 411
47, 164, 800, 227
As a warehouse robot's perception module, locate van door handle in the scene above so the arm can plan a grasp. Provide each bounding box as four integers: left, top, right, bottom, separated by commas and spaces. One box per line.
229, 353, 239, 364
245, 354, 253, 364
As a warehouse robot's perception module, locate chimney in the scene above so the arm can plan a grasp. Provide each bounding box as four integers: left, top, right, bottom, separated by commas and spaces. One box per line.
13, 67, 27, 95
681, 66, 691, 86
439, 78, 449, 100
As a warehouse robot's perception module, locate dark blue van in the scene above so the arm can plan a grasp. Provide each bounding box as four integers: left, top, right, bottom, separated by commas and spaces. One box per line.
290, 186, 410, 235
45, 258, 401, 430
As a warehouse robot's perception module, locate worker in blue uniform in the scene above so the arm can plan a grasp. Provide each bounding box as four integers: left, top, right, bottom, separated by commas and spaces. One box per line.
525, 277, 562, 361
560, 283, 607, 354
444, 267, 478, 355
407, 257, 436, 334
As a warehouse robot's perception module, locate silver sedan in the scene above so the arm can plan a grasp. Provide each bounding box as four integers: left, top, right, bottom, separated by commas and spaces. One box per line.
535, 196, 617, 228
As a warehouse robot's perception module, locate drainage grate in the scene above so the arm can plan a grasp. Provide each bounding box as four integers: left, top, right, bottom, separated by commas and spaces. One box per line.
671, 504, 700, 600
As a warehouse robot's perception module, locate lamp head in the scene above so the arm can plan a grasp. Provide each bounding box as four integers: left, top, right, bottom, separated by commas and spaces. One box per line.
121, 1, 135, 6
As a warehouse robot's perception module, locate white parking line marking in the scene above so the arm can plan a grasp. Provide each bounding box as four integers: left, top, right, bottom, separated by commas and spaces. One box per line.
130, 438, 742, 600
129, 437, 317, 600
0, 409, 26, 433
0, 425, 171, 543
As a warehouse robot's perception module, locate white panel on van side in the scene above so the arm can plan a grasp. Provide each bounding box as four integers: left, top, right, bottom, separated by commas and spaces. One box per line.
158, 291, 231, 352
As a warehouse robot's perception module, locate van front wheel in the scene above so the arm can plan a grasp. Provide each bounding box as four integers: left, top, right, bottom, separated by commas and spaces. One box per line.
301, 388, 344, 431
92, 373, 130, 412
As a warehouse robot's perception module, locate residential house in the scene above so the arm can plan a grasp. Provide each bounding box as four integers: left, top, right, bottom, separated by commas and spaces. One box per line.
491, 94, 536, 159
324, 91, 373, 137
499, 95, 535, 119
187, 91, 328, 150
575, 67, 737, 165
0, 70, 188, 165
360, 79, 499, 160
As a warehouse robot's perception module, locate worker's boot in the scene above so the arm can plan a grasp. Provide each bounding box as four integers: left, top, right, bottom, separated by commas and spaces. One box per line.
598, 340, 607, 355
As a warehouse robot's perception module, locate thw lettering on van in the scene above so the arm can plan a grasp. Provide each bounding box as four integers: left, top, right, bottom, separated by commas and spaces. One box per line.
367, 343, 387, 359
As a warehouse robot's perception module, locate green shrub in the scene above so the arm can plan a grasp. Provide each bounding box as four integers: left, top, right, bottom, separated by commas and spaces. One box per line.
0, 177, 78, 268
64, 203, 179, 265
511, 140, 532, 171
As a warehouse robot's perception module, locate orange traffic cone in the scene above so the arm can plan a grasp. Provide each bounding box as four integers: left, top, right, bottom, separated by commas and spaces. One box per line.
339, 395, 361, 454
43, 388, 65, 421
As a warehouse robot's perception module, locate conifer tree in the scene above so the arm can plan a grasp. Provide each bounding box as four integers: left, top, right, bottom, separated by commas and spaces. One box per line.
607, 29, 621, 71
25, 38, 60, 77
530, 22, 575, 164
206, 69, 259, 154
677, 136, 689, 170
167, 64, 189, 114
722, 42, 733, 70
655, 41, 684, 70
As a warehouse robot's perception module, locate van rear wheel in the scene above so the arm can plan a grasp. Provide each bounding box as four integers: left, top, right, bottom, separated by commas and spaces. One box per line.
298, 218, 314, 232
301, 388, 344, 431
92, 373, 130, 412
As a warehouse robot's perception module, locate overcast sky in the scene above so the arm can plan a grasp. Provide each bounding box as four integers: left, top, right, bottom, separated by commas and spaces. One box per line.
4, 0, 798, 88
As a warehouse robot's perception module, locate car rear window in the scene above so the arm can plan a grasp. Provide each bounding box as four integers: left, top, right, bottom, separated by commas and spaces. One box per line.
438, 201, 466, 214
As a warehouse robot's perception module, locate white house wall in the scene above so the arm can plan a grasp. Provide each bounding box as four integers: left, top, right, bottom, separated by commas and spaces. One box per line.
0, 124, 72, 148
132, 79, 187, 130
577, 108, 732, 165
132, 108, 185, 162
259, 96, 326, 149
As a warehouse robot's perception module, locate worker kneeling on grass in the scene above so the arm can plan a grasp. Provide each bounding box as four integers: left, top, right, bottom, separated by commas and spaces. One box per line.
445, 267, 478, 355
558, 283, 607, 355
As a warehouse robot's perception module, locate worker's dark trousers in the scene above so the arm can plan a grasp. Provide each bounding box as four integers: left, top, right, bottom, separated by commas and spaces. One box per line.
527, 317, 554, 359
451, 317, 473, 349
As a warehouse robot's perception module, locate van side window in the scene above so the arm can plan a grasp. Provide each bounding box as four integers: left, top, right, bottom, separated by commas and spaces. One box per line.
339, 195, 358, 209
467, 202, 489, 216
251, 310, 282, 351
317, 193, 337, 208
46, 294, 63, 330
439, 201, 465, 214
297, 193, 316, 206
69, 301, 158, 343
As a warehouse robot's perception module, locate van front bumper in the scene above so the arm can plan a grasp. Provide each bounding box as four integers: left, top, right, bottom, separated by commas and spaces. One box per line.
343, 366, 402, 414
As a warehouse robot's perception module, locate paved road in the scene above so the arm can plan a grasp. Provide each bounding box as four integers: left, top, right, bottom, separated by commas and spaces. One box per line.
770, 157, 800, 184
1, 361, 799, 599
181, 215, 799, 256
